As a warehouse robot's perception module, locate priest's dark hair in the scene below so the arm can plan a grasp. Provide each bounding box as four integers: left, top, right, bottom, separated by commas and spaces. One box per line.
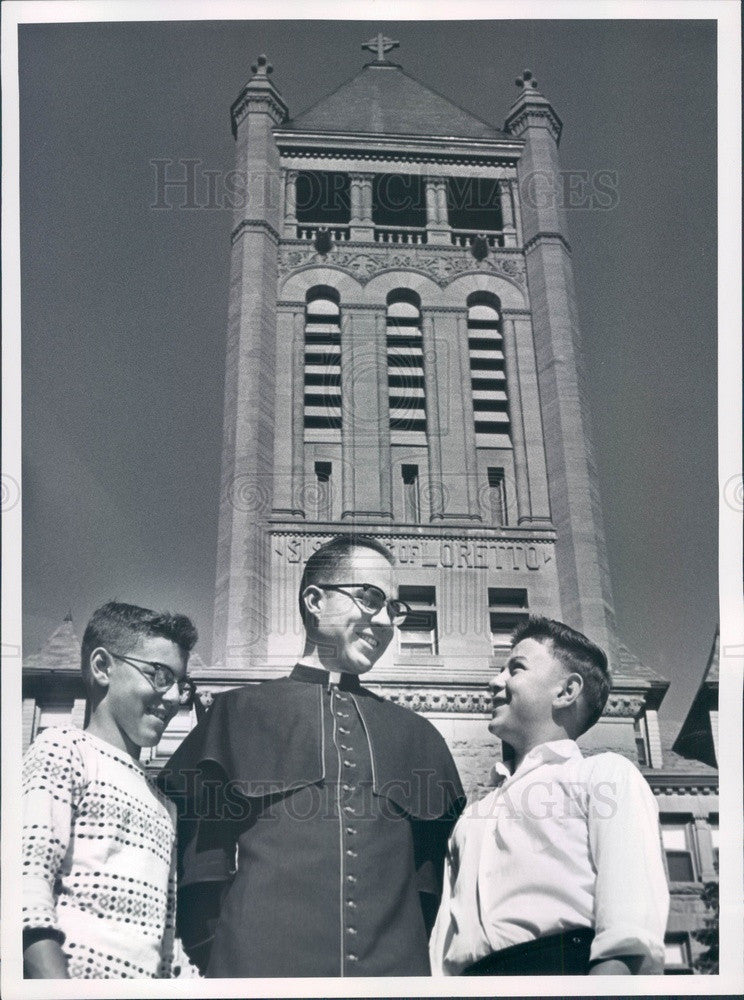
80, 600, 198, 688
511, 615, 611, 732
299, 534, 394, 629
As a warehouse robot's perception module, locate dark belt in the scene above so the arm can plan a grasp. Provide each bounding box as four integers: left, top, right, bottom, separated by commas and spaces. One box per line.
462, 927, 595, 976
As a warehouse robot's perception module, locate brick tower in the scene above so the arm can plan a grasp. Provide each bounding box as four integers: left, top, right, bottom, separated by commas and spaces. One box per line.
206, 38, 665, 789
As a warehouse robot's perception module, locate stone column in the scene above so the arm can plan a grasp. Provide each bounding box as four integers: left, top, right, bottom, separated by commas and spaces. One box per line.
510, 178, 523, 247
501, 317, 532, 524
422, 309, 480, 519
340, 307, 391, 520
283, 169, 298, 236
425, 177, 450, 244
22, 698, 36, 752
505, 313, 551, 524
350, 173, 374, 240
70, 698, 87, 729
421, 315, 444, 519
645, 708, 664, 768
695, 818, 717, 880
499, 179, 517, 247
272, 306, 304, 517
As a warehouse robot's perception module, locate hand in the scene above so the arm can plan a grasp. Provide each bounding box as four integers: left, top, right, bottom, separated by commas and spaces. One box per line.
589, 953, 662, 975
23, 936, 70, 978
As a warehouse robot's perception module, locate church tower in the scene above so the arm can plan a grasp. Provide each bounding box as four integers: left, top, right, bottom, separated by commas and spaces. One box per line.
207, 37, 662, 787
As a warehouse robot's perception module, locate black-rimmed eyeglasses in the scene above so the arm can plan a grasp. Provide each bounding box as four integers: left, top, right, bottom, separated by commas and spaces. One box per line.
107, 650, 195, 703
316, 584, 411, 626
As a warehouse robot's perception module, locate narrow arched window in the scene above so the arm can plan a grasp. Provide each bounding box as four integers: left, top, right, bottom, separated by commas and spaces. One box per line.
304, 287, 342, 438
467, 294, 511, 446
386, 291, 426, 439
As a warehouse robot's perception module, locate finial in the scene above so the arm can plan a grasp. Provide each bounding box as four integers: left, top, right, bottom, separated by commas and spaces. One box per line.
250, 54, 273, 76
361, 32, 400, 62
515, 69, 539, 91
64, 609, 73, 622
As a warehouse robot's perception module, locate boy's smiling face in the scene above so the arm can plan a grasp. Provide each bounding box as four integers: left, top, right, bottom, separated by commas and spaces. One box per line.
96, 635, 187, 758
488, 637, 571, 748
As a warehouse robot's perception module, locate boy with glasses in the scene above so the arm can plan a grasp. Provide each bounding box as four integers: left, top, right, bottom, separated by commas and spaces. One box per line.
22, 601, 201, 979
161, 534, 465, 977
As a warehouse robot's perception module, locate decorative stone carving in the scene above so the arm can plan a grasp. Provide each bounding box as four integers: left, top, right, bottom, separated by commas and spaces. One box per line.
603, 694, 646, 718
278, 242, 526, 287
366, 686, 493, 714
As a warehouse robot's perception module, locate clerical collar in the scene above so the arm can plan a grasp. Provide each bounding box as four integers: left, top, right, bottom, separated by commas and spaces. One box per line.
290, 662, 363, 692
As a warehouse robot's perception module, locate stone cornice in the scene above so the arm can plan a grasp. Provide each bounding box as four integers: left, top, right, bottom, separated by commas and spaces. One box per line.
231, 87, 288, 136
523, 231, 572, 255
231, 219, 281, 244
267, 523, 557, 543
602, 693, 645, 718
278, 242, 527, 288
275, 132, 523, 169
649, 777, 718, 795
505, 105, 562, 144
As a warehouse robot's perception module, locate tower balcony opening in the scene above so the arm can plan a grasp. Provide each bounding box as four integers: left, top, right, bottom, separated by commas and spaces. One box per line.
294, 171, 351, 240
447, 177, 504, 245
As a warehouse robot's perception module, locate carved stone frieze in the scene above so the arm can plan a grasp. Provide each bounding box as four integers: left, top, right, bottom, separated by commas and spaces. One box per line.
366, 686, 493, 714
278, 243, 526, 288
603, 694, 646, 718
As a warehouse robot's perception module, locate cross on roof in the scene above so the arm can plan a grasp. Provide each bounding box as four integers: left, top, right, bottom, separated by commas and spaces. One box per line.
515, 69, 539, 92
362, 32, 400, 62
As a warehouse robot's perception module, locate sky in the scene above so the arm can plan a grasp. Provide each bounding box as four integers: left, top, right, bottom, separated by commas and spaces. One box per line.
17, 15, 719, 723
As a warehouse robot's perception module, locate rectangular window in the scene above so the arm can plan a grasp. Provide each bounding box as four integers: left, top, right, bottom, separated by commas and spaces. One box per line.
487, 467, 507, 525
488, 588, 528, 652
401, 464, 420, 523
709, 814, 719, 869
314, 461, 332, 520
664, 935, 693, 974
634, 717, 649, 767
398, 585, 437, 656
660, 818, 696, 882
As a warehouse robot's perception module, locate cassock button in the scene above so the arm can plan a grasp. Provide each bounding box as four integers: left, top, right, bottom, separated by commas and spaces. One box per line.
347, 954, 358, 962
346, 874, 357, 884
346, 849, 357, 858
344, 805, 356, 815
347, 927, 357, 935
342, 783, 352, 792
346, 826, 356, 835
343, 760, 357, 768
346, 900, 356, 908
338, 727, 350, 734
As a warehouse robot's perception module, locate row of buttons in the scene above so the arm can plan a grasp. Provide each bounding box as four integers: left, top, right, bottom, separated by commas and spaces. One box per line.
332, 689, 360, 966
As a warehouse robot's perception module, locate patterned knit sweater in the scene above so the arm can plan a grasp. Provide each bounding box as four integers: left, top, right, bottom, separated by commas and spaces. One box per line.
22, 727, 199, 979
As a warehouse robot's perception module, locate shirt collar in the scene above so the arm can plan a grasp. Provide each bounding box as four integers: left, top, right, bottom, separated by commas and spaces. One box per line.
290, 662, 362, 692
489, 739, 581, 786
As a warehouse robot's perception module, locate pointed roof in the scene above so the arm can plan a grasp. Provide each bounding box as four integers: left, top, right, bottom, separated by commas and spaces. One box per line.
672, 630, 719, 766
286, 62, 509, 141
24, 615, 81, 671
613, 641, 668, 684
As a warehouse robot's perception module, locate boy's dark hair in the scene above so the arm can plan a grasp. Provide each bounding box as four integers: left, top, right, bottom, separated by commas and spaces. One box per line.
298, 534, 394, 629
80, 601, 198, 689
512, 615, 611, 731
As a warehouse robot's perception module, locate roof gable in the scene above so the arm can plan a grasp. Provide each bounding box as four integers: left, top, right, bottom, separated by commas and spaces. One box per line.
286, 63, 508, 141
24, 615, 81, 672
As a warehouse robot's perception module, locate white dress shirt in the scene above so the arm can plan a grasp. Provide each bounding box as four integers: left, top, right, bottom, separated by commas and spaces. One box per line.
429, 739, 669, 975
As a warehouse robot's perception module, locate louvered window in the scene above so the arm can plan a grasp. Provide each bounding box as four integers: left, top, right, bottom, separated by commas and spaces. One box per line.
304, 291, 342, 439
387, 294, 426, 441
468, 301, 511, 446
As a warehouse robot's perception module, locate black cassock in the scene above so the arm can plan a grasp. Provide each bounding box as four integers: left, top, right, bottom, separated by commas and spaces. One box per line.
159, 665, 465, 977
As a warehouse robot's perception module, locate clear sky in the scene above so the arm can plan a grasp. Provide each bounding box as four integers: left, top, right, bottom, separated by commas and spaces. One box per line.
18, 17, 718, 723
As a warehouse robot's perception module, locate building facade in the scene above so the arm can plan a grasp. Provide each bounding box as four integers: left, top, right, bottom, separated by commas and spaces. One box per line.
22, 39, 719, 973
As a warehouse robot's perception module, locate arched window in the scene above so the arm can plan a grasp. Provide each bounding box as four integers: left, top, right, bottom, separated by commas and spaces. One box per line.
386, 291, 426, 438
304, 287, 342, 437
467, 293, 511, 447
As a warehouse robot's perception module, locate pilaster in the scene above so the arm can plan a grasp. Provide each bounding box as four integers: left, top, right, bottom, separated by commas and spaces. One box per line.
506, 71, 617, 659
349, 173, 374, 240
425, 176, 451, 245
213, 56, 287, 671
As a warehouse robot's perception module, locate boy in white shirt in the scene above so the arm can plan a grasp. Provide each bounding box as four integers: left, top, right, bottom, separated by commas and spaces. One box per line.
430, 616, 669, 976
22, 601, 201, 979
